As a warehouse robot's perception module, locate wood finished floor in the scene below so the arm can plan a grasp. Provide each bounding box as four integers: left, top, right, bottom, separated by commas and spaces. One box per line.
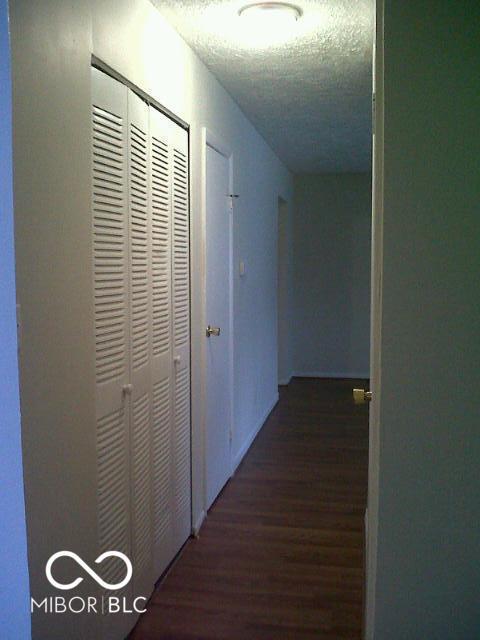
130, 377, 369, 640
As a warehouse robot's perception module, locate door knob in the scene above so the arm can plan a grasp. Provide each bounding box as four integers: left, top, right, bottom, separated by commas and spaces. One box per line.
353, 388, 372, 404
206, 325, 221, 337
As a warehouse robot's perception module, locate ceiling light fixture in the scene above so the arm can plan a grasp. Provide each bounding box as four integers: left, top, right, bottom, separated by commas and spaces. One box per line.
237, 2, 302, 47
239, 2, 302, 21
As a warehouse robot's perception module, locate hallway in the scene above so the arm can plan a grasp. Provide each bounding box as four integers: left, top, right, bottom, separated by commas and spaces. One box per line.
130, 378, 369, 640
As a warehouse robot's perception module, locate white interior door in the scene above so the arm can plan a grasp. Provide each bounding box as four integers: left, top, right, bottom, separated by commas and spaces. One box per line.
205, 143, 232, 510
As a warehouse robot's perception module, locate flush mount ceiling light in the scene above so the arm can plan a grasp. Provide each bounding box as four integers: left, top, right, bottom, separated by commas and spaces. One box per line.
238, 2, 303, 21
237, 2, 303, 47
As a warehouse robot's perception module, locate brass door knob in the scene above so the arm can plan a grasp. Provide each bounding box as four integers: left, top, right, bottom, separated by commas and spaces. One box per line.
206, 325, 221, 337
353, 388, 372, 404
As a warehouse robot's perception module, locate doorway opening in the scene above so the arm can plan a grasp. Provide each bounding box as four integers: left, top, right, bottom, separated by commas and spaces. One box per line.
277, 196, 291, 386
10, 0, 377, 638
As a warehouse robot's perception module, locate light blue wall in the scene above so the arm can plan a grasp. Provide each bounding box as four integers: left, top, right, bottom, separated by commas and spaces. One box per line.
293, 173, 371, 378
0, 0, 31, 637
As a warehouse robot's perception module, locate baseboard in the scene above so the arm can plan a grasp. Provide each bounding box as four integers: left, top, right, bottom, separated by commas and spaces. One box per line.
293, 370, 370, 379
232, 394, 279, 473
192, 510, 206, 537
278, 374, 292, 386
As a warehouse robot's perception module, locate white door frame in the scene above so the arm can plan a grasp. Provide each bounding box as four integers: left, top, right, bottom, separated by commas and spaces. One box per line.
200, 127, 235, 511
365, 0, 384, 637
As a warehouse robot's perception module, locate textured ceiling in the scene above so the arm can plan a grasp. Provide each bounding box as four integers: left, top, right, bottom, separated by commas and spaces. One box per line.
151, 0, 374, 173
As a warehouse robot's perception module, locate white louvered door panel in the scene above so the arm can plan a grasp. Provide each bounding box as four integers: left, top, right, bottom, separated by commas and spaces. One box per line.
171, 125, 191, 547
127, 88, 154, 599
149, 107, 175, 577
91, 67, 133, 640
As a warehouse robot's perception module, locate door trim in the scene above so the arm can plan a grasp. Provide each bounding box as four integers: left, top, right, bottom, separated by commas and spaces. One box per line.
365, 0, 384, 637
200, 127, 235, 511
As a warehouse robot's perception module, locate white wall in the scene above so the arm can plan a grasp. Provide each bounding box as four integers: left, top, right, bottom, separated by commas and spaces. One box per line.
0, 1, 31, 637
10, 1, 292, 637
370, 1, 480, 637
293, 173, 371, 378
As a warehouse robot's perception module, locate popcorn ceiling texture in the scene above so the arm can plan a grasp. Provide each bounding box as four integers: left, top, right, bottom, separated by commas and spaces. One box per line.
151, 0, 374, 173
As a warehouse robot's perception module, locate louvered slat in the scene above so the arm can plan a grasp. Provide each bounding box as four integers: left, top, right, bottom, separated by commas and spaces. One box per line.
151, 136, 171, 356
129, 122, 149, 372
97, 407, 129, 567
152, 377, 172, 545
132, 392, 152, 575
93, 104, 127, 385
174, 366, 190, 520
173, 148, 189, 348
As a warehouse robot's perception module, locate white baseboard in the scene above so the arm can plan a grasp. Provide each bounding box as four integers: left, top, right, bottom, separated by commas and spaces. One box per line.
192, 510, 206, 537
278, 374, 292, 386
231, 394, 279, 473
293, 370, 370, 379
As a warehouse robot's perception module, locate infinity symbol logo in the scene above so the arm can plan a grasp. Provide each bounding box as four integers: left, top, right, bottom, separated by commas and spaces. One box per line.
46, 551, 133, 591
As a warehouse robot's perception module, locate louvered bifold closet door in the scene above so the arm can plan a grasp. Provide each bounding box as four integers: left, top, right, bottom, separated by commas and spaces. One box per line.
171, 124, 191, 546
148, 107, 175, 577
91, 67, 133, 640
127, 88, 154, 599
92, 68, 191, 640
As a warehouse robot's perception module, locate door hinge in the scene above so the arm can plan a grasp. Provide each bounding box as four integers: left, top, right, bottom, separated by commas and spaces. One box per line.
16, 304, 22, 354
228, 194, 239, 210
372, 92, 376, 136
